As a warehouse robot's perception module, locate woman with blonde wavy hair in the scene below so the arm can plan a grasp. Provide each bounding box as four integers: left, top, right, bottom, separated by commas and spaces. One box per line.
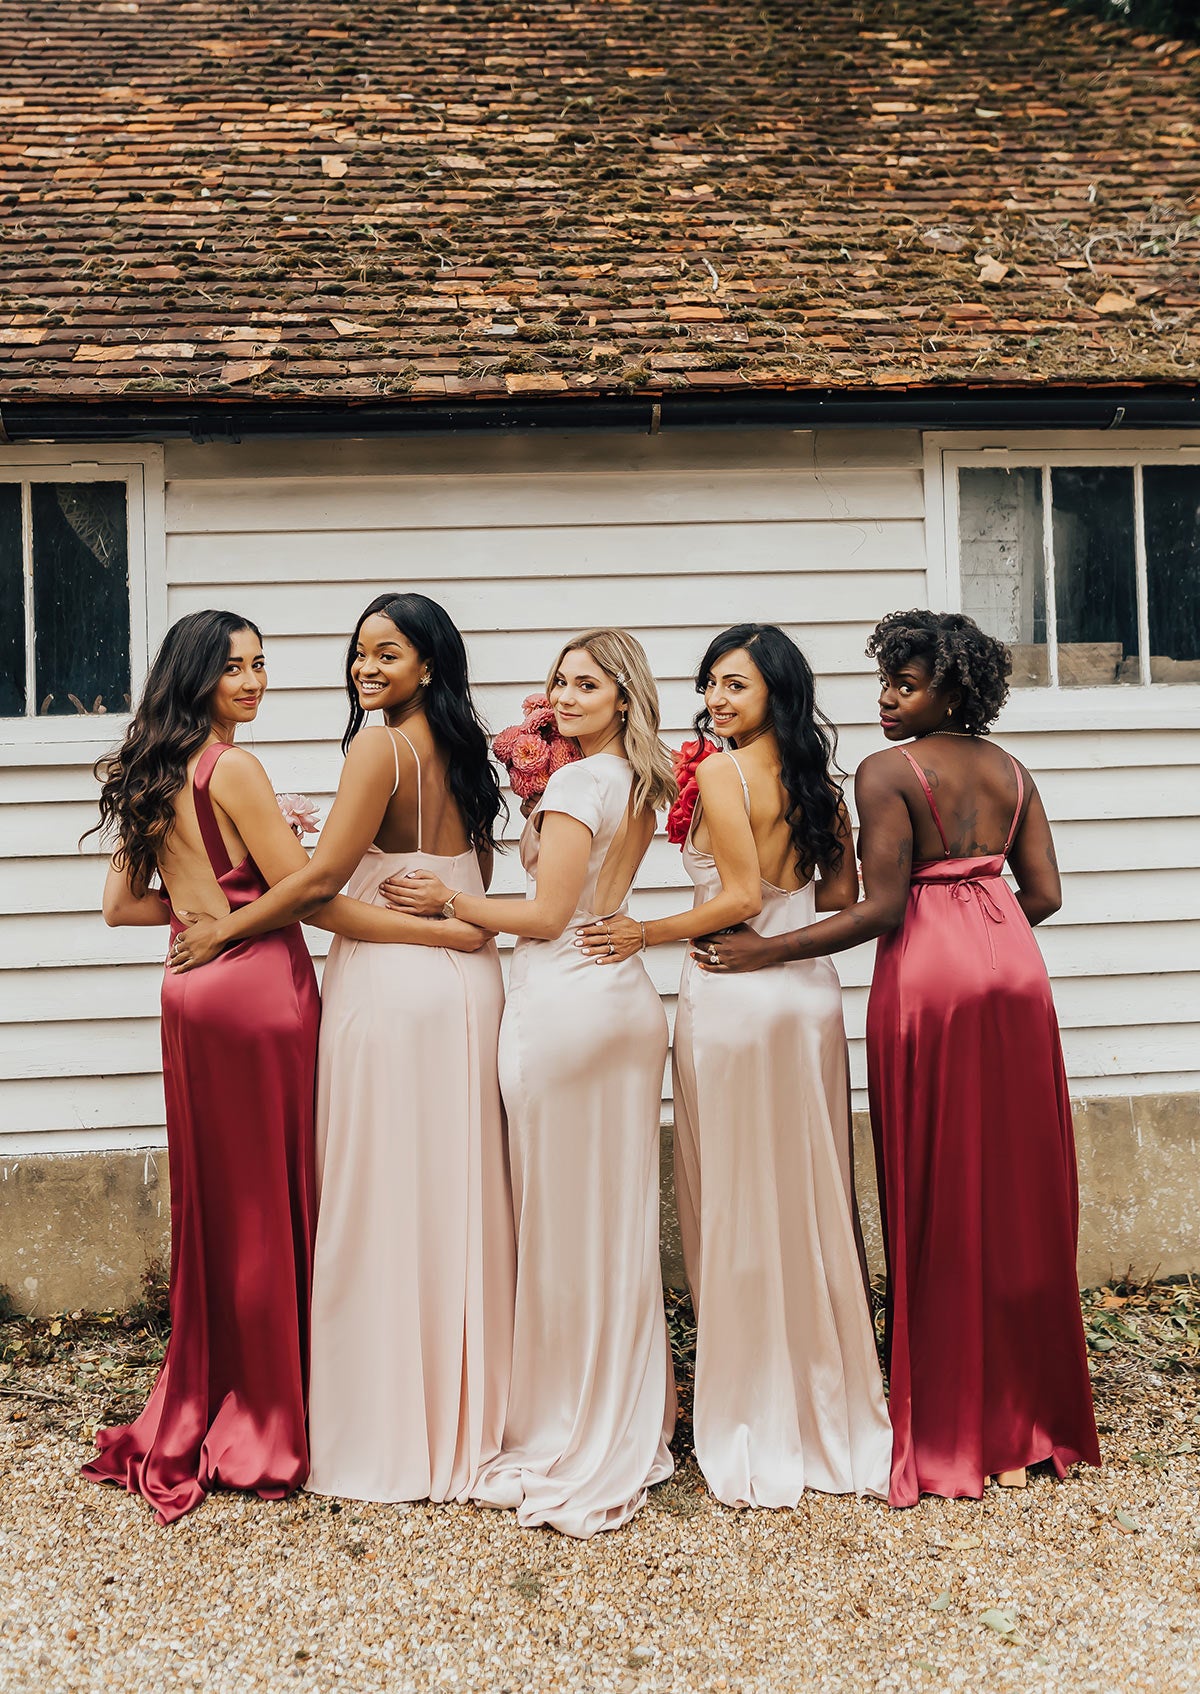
387, 629, 677, 1536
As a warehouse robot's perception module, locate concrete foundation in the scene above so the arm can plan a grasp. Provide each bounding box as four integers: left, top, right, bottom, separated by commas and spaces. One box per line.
3, 1094, 1197, 1315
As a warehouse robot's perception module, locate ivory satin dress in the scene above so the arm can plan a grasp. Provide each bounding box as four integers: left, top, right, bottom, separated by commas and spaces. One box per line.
473, 755, 675, 1537
304, 729, 514, 1503
672, 752, 892, 1507
83, 742, 318, 1525
868, 747, 1099, 1507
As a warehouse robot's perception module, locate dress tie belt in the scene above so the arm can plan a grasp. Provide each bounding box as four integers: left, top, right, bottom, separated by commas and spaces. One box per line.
950, 878, 1006, 970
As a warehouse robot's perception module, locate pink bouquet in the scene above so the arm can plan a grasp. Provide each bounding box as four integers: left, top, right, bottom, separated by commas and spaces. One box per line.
276, 792, 322, 839
492, 692, 581, 802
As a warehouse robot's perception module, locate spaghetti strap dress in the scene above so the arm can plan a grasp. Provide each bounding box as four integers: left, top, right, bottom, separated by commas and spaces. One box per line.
672, 752, 891, 1506
473, 755, 675, 1537
867, 746, 1100, 1507
82, 740, 319, 1525
305, 728, 513, 1503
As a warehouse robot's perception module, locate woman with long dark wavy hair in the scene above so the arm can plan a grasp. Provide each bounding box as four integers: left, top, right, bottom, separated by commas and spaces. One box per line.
578, 624, 891, 1508
170, 593, 515, 1506
83, 608, 466, 1524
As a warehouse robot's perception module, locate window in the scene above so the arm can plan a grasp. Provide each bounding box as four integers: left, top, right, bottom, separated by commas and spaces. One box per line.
0, 453, 161, 743
954, 457, 1200, 688
0, 478, 133, 718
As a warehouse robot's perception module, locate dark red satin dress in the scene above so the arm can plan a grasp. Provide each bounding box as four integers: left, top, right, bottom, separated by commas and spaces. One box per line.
867, 746, 1100, 1508
82, 742, 318, 1524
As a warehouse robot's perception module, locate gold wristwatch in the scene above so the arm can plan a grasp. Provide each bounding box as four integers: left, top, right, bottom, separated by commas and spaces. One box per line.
442, 892, 459, 920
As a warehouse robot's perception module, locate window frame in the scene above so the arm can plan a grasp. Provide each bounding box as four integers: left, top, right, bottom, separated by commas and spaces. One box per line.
0, 445, 165, 761
924, 430, 1200, 730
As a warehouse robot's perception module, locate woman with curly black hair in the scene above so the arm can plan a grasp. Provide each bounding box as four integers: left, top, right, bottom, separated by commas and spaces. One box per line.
578, 624, 892, 1507
702, 610, 1100, 1507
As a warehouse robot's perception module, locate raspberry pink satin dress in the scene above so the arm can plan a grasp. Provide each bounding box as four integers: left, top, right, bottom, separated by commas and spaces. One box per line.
672, 751, 892, 1507
305, 728, 514, 1503
82, 741, 318, 1525
868, 746, 1100, 1507
474, 755, 675, 1537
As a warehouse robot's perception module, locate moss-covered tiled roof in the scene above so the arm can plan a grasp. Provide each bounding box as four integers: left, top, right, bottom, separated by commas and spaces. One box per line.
1, 0, 1198, 407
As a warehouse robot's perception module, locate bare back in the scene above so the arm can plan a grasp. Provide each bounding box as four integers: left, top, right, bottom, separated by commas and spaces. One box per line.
156, 744, 246, 917
894, 737, 1028, 862
593, 787, 656, 917
692, 745, 806, 892
371, 723, 474, 857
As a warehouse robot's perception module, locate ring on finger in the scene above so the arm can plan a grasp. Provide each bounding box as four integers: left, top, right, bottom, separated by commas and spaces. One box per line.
708, 948, 719, 965
608, 942, 615, 955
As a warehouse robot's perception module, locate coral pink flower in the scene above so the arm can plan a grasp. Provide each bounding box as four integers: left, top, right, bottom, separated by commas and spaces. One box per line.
522, 692, 551, 715
510, 765, 543, 802
548, 736, 581, 773
510, 730, 551, 775
492, 723, 522, 762
523, 701, 556, 733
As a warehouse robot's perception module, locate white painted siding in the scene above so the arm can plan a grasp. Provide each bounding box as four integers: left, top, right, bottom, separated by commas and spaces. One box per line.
2, 427, 1197, 1157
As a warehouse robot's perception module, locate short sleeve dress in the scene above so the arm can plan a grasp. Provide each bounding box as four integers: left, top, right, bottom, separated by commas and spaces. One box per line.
473, 755, 676, 1537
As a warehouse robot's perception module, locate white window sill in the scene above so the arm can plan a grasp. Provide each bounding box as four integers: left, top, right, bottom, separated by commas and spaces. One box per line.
2, 715, 130, 765
997, 685, 1200, 732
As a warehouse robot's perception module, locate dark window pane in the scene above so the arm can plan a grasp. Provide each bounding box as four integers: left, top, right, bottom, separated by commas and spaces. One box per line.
958, 467, 1046, 686
31, 483, 130, 717
1051, 467, 1138, 686
0, 485, 24, 715
1143, 465, 1200, 683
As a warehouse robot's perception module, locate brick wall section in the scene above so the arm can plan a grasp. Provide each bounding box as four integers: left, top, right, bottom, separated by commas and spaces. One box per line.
0, 0, 1198, 403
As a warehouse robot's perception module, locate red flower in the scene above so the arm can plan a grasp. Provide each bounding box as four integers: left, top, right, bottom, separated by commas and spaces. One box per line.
667, 737, 718, 846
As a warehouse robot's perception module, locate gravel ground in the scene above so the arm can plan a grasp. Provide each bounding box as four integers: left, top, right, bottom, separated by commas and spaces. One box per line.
1, 1281, 1197, 1694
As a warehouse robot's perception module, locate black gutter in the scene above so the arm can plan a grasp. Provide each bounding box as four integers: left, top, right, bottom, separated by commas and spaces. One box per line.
0, 385, 1197, 443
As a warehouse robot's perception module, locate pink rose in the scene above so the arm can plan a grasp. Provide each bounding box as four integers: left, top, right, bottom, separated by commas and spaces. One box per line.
276, 792, 322, 839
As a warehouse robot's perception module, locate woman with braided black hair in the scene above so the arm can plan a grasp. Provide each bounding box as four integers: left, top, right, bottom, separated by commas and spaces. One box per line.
698, 609, 1100, 1507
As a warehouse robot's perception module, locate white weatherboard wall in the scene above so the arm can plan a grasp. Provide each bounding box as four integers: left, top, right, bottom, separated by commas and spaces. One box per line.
1, 426, 1197, 1171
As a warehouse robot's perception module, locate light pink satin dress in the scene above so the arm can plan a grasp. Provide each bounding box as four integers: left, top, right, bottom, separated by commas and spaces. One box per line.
474, 755, 675, 1537
672, 751, 891, 1507
305, 729, 514, 1503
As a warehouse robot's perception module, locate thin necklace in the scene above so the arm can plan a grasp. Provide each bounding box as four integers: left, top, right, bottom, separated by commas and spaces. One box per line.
588, 726, 625, 759
920, 729, 977, 740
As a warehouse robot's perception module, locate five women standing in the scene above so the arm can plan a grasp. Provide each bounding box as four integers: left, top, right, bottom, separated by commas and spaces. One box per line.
99, 599, 1098, 1528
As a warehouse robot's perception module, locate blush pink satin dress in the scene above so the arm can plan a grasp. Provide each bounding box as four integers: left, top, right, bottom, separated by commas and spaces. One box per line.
304, 729, 514, 1503
868, 747, 1100, 1507
474, 755, 675, 1537
82, 741, 318, 1525
672, 751, 892, 1507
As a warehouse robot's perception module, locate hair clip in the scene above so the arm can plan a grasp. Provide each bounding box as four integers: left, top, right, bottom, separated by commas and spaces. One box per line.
615, 669, 629, 687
